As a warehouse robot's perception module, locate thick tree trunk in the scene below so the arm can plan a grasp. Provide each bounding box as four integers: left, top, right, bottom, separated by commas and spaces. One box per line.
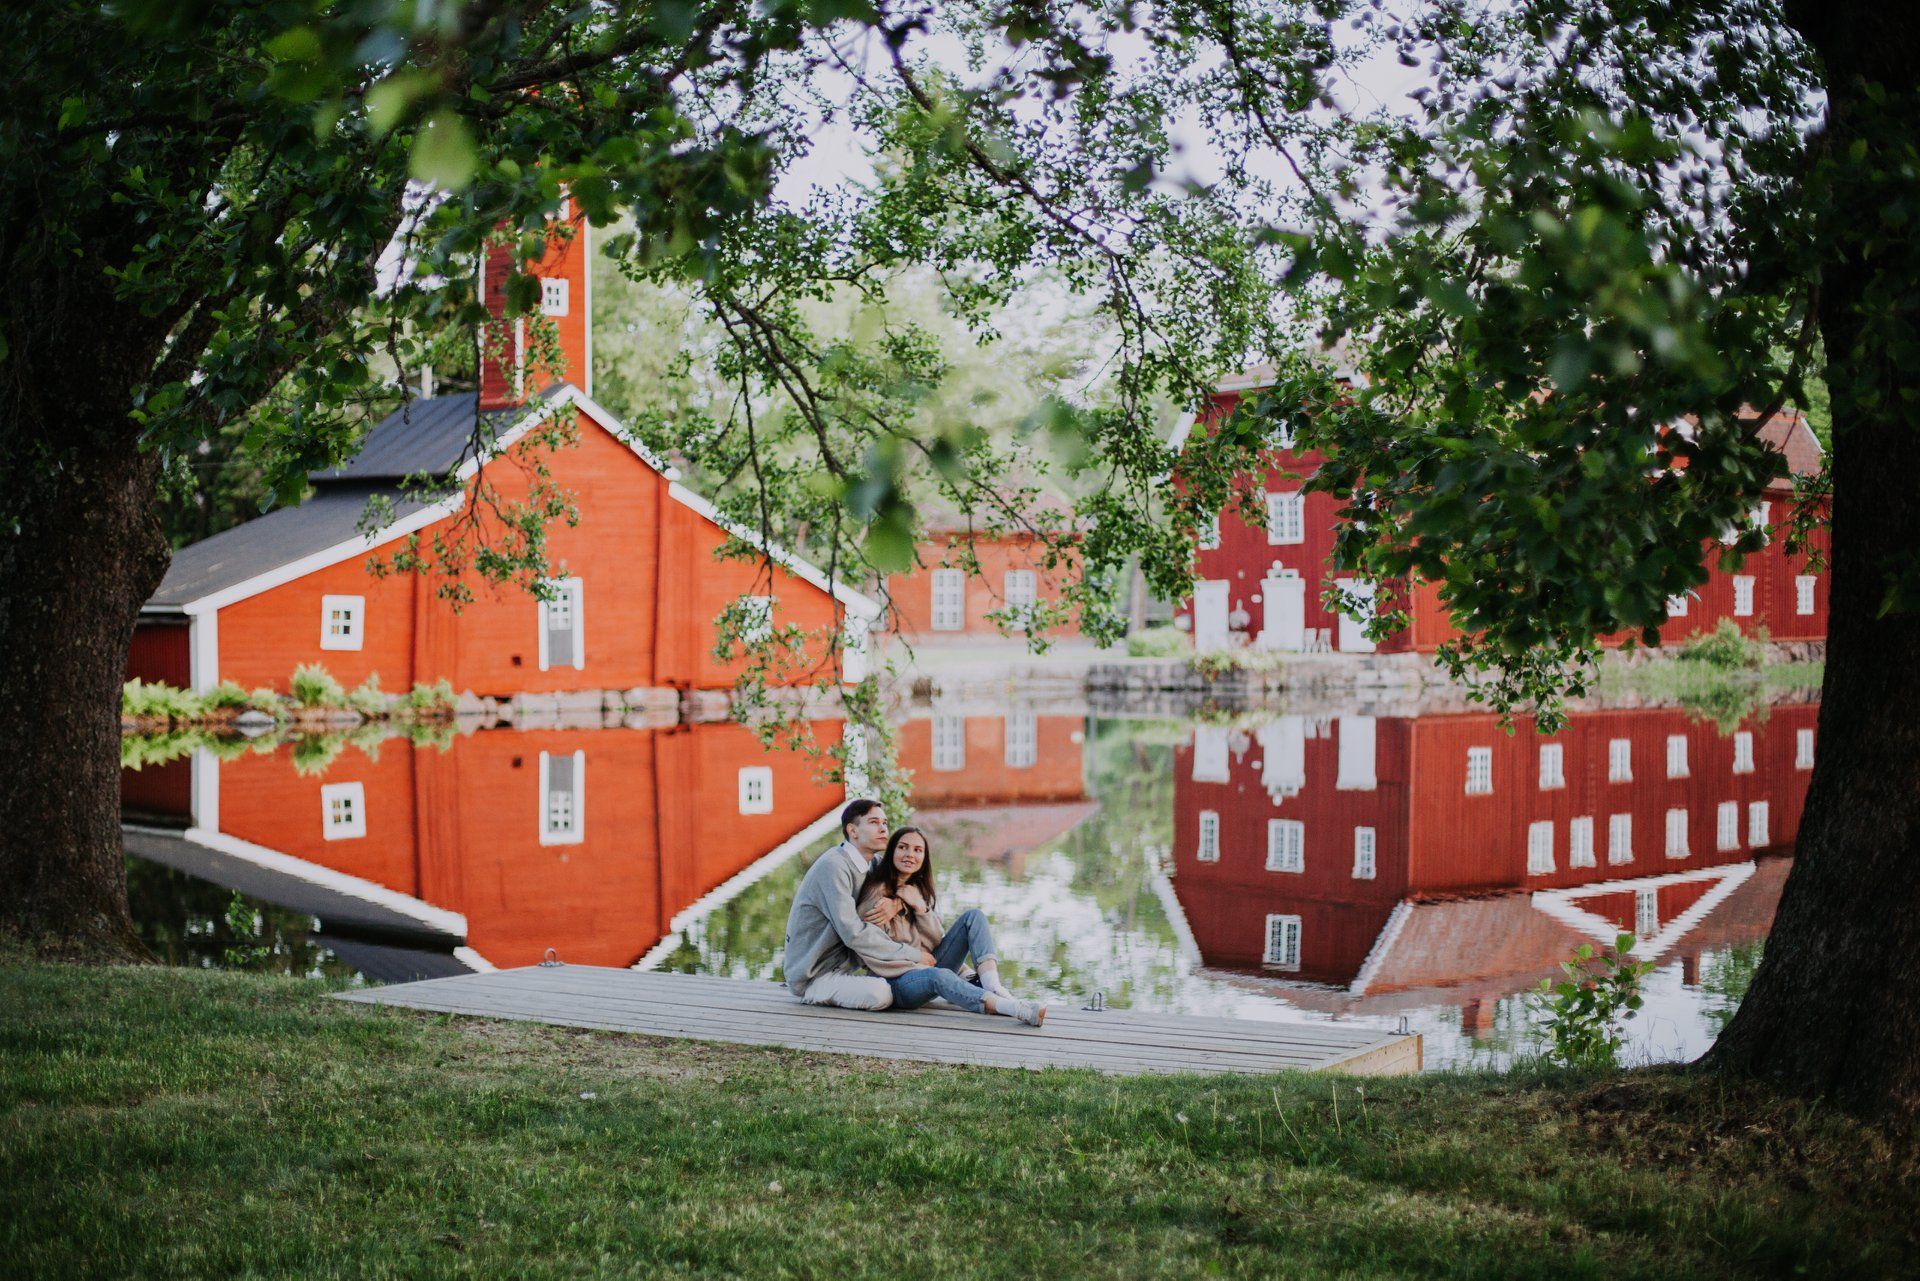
0, 432, 170, 959
1703, 4, 1920, 1121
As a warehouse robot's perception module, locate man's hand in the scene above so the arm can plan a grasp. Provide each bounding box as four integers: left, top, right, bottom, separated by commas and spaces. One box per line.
919, 949, 937, 967
861, 895, 904, 926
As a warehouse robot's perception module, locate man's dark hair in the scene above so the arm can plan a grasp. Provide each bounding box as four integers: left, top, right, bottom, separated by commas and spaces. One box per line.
840, 797, 883, 839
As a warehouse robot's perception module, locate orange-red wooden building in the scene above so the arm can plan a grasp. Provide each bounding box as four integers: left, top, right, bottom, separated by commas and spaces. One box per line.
1174, 370, 1830, 653
131, 213, 876, 696
1168, 702, 1817, 998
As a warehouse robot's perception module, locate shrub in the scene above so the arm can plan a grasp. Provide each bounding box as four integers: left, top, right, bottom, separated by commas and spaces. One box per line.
403, 678, 456, 713
289, 662, 346, 708
121, 678, 205, 722
1677, 618, 1766, 670
1125, 626, 1192, 659
1531, 933, 1656, 1068
202, 681, 253, 710
289, 733, 348, 776
248, 687, 285, 715
347, 673, 392, 717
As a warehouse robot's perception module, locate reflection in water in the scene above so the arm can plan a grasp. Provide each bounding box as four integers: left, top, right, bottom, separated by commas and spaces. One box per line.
121, 700, 1812, 1070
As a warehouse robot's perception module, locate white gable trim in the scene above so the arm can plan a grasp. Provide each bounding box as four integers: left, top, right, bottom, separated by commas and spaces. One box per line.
180, 826, 470, 938
665, 480, 881, 620
1529, 863, 1756, 961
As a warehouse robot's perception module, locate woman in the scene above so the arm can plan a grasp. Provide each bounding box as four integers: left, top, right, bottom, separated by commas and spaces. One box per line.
857, 826, 1046, 1026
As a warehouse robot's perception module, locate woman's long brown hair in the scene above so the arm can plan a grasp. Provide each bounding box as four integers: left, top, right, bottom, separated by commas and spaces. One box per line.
859, 825, 937, 916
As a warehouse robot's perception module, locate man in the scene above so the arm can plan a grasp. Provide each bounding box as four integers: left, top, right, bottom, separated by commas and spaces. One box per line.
782, 798, 932, 1009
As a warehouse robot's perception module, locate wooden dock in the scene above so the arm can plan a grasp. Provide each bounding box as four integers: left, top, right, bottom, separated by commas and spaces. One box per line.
335, 965, 1422, 1077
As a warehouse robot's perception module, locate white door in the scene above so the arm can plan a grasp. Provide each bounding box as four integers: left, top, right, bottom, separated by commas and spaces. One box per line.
1336, 716, 1377, 790
1257, 571, 1306, 650
1193, 580, 1231, 651
1334, 578, 1377, 653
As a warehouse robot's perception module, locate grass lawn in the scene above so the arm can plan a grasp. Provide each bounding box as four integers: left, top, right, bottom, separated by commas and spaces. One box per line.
2, 962, 1914, 1279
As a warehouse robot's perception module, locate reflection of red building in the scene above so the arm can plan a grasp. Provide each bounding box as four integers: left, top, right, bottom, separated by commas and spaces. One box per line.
884, 526, 1080, 644
1175, 370, 1830, 653
1169, 705, 1816, 992
127, 722, 842, 968
896, 713, 1088, 807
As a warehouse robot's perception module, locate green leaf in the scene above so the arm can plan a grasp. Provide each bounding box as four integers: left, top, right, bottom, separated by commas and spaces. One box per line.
410, 109, 478, 190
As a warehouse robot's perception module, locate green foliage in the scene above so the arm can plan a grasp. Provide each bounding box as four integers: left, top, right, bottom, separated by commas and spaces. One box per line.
1125, 626, 1192, 659
288, 734, 348, 777
1678, 619, 1767, 671
202, 681, 254, 711
402, 679, 455, 714
345, 674, 392, 718
288, 664, 346, 710
1532, 934, 1657, 1069
219, 893, 272, 970
120, 679, 204, 722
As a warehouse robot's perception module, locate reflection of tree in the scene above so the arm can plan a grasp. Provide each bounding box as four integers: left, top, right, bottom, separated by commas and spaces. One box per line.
653, 835, 844, 983
1698, 942, 1766, 1038
125, 857, 358, 981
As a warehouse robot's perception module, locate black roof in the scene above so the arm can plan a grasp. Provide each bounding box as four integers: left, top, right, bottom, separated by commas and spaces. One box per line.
306, 392, 531, 484
146, 485, 442, 611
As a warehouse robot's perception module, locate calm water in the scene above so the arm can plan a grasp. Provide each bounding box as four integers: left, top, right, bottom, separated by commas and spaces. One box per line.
120, 694, 1812, 1069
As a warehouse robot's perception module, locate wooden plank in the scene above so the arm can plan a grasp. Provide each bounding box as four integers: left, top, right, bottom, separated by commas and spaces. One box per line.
336, 966, 1421, 1077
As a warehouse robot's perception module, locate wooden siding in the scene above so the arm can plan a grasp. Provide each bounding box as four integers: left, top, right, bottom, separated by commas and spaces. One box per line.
897, 714, 1088, 807
885, 533, 1080, 641
127, 620, 191, 687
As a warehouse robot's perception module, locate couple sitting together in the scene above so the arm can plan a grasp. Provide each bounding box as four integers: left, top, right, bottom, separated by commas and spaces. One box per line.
783, 797, 1048, 1026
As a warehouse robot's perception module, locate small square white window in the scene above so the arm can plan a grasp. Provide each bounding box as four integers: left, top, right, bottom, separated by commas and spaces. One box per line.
1608, 813, 1633, 865
1569, 816, 1596, 869
1527, 820, 1555, 875
1198, 513, 1221, 550
1263, 914, 1301, 970
1665, 807, 1690, 859
1004, 711, 1037, 769
320, 594, 365, 652
1716, 800, 1741, 851
1749, 800, 1771, 848
320, 782, 366, 841
1465, 747, 1493, 795
1796, 727, 1815, 770
931, 714, 966, 772
1666, 734, 1689, 779
1352, 827, 1376, 880
538, 750, 585, 846
1608, 738, 1633, 783
1666, 592, 1690, 618
737, 766, 774, 815
1733, 575, 1755, 617
1197, 810, 1221, 862
1732, 731, 1755, 774
1795, 575, 1816, 616
1538, 743, 1565, 790
1635, 888, 1659, 942
1003, 570, 1038, 629
931, 569, 966, 632
1265, 491, 1305, 545
538, 577, 585, 671
1266, 819, 1305, 873
540, 276, 570, 316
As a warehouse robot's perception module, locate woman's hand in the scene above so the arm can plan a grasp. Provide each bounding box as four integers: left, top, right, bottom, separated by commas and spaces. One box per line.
861, 895, 904, 926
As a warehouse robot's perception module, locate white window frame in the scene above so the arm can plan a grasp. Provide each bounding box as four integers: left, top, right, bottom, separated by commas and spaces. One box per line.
1749, 800, 1772, 848
1538, 743, 1565, 791
1665, 807, 1690, 859
1352, 827, 1377, 880
1751, 501, 1771, 544
1635, 888, 1659, 942
1199, 513, 1222, 550
737, 766, 774, 815
930, 568, 966, 632
931, 714, 966, 772
1464, 746, 1493, 795
1796, 727, 1815, 770
1264, 491, 1305, 546
1003, 569, 1038, 629
1266, 819, 1305, 874
1795, 575, 1816, 616
1607, 813, 1633, 865
1569, 816, 1596, 869
1716, 800, 1741, 851
1004, 711, 1038, 769
1608, 738, 1633, 783
538, 749, 586, 846
1526, 820, 1555, 875
1192, 725, 1230, 783
1263, 913, 1302, 970
1666, 734, 1689, 780
319, 594, 365, 652
1666, 592, 1690, 618
537, 577, 585, 671
1732, 575, 1755, 617
1732, 731, 1755, 775
1197, 810, 1221, 863
320, 781, 367, 841
539, 276, 570, 316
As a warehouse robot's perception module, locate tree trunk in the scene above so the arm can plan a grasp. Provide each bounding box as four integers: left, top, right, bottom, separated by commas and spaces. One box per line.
1703, 4, 1920, 1121
0, 431, 170, 959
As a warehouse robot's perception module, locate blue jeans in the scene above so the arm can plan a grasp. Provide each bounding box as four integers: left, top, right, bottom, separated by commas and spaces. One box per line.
887, 908, 997, 1013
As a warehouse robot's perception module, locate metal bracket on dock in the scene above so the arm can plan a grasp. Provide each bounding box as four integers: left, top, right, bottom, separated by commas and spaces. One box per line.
540, 948, 563, 967
1082, 990, 1107, 1012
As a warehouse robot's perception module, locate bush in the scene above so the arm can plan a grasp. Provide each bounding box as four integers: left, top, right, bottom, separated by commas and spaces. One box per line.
1531, 933, 1656, 1068
1125, 626, 1191, 658
202, 681, 253, 710
289, 662, 347, 708
403, 678, 456, 713
121, 678, 205, 722
347, 674, 392, 717
248, 687, 285, 715
1677, 618, 1766, 670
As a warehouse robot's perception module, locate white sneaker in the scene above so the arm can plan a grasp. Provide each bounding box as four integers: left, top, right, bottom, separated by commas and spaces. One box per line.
1007, 998, 1048, 1027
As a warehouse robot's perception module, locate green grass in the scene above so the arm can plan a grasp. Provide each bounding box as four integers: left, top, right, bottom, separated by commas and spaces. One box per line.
2, 963, 1914, 1279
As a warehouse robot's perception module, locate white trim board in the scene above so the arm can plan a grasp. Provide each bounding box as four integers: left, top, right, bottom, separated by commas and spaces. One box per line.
180, 827, 470, 939
1529, 862, 1757, 961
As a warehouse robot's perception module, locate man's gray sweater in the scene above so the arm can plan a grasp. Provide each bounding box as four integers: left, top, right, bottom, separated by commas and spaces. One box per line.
783, 841, 922, 998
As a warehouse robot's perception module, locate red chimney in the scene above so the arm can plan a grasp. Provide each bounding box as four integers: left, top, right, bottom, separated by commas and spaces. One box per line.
478, 201, 592, 411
